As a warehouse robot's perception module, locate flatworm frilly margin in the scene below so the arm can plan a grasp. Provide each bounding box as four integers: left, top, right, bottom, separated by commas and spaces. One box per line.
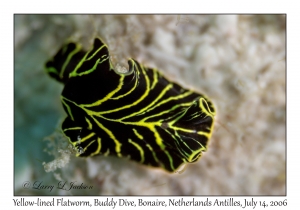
45, 37, 216, 173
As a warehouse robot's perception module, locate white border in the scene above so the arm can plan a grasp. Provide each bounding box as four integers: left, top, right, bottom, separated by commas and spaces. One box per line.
4, 0, 298, 208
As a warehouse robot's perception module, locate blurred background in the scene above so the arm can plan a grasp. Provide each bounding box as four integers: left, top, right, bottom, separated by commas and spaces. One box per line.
14, 14, 286, 195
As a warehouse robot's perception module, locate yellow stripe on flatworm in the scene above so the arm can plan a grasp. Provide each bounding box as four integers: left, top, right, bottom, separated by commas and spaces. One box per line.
79, 132, 96, 143
128, 139, 145, 163
133, 128, 143, 140
60, 44, 81, 79
90, 138, 102, 156
63, 127, 82, 131
85, 117, 93, 130
90, 116, 122, 156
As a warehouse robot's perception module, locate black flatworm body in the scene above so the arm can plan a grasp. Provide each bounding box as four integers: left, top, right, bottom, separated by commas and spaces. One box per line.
45, 38, 216, 172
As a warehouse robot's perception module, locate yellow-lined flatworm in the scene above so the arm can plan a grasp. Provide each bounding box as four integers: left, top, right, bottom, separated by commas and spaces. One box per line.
45, 37, 216, 172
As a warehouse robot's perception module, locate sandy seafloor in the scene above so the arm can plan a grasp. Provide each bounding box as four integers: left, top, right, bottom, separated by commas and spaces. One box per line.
14, 15, 286, 195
